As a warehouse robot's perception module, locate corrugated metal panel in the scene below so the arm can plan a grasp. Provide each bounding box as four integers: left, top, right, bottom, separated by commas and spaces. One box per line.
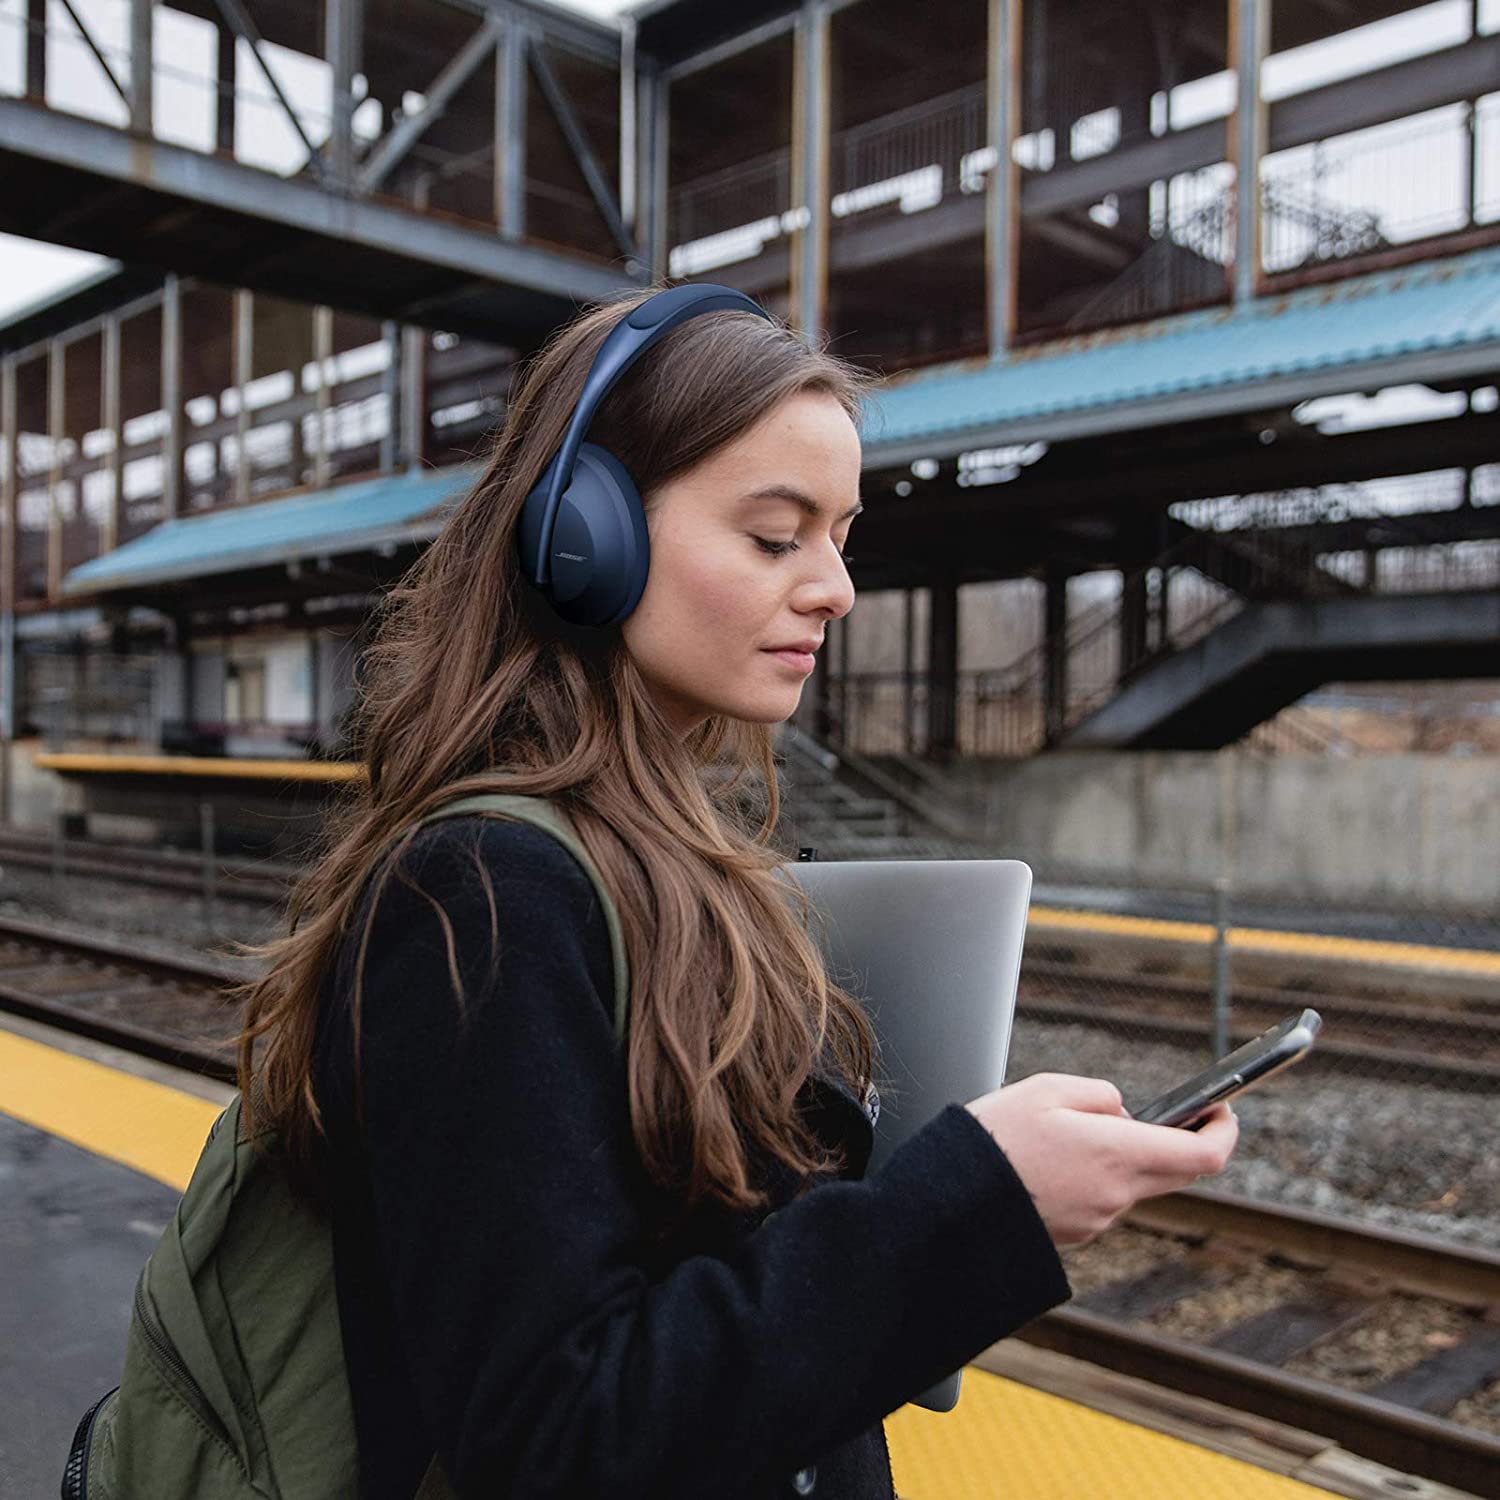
62, 464, 478, 595
862, 247, 1500, 456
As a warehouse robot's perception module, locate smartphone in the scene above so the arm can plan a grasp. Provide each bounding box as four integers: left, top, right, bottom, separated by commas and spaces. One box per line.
1132, 1008, 1323, 1128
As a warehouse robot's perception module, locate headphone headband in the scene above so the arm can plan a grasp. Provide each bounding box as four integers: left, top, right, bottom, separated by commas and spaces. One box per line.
526, 284, 773, 590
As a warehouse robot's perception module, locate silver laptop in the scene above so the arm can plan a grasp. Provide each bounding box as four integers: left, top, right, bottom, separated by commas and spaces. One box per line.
779, 856, 1033, 1413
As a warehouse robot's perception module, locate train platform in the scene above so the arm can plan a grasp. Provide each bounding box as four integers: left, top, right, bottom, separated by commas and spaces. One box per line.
4, 1011, 1476, 1499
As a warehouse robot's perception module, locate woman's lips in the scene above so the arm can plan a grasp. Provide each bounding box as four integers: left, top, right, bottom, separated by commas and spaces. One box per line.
764, 649, 816, 674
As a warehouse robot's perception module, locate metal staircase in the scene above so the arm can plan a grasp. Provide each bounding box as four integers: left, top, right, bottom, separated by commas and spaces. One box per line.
770, 722, 984, 858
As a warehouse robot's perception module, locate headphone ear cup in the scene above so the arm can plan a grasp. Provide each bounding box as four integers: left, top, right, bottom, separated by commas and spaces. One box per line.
539, 442, 650, 627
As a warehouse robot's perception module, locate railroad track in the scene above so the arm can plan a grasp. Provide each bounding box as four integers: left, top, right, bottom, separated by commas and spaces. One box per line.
0, 828, 293, 905
1018, 962, 1500, 1091
2, 914, 1497, 1495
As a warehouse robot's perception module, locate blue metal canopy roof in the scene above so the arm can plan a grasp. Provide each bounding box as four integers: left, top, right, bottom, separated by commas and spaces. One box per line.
63, 464, 477, 596
860, 247, 1500, 467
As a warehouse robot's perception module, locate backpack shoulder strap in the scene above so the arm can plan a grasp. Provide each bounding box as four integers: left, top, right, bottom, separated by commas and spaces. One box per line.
409, 793, 630, 1048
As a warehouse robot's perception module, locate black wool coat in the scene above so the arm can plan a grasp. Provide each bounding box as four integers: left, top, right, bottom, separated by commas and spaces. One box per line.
311, 816, 1071, 1500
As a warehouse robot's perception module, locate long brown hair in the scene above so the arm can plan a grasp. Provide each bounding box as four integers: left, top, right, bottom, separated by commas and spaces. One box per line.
235, 286, 882, 1218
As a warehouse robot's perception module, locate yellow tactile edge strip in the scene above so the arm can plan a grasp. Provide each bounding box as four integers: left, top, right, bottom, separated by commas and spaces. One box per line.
0, 1026, 222, 1190
1031, 905, 1500, 978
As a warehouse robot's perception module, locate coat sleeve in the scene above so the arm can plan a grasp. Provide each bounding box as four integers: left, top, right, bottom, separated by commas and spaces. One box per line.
345, 817, 1071, 1500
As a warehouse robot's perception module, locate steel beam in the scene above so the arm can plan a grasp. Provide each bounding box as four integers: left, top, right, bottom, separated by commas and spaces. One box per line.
325, 0, 362, 191
986, 0, 1021, 353
1021, 34, 1500, 223
161, 274, 183, 522
0, 97, 635, 313
791, 0, 830, 340
495, 19, 528, 239
661, 13, 799, 84
359, 13, 501, 195
528, 37, 635, 258
1231, 0, 1268, 304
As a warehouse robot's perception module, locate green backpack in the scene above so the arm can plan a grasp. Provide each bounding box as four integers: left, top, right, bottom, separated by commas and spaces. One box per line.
64, 794, 631, 1500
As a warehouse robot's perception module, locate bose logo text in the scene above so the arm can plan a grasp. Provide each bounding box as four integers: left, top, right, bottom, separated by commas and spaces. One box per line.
554, 551, 588, 562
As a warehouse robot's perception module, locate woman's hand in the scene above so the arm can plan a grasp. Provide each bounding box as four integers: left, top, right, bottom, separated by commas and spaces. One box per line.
964, 1073, 1238, 1247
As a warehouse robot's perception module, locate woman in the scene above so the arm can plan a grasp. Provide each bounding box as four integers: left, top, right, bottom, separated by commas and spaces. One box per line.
237, 287, 1237, 1499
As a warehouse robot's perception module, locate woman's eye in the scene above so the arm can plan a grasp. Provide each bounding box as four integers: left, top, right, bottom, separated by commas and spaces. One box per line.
753, 537, 855, 563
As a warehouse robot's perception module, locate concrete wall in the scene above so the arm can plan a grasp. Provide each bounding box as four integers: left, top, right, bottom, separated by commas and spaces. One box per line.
902, 751, 1500, 913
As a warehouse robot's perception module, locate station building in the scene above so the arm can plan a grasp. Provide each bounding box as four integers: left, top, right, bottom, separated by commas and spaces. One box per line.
0, 0, 1496, 886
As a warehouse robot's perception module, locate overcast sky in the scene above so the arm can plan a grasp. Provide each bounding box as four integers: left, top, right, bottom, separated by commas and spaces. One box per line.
0, 0, 1492, 321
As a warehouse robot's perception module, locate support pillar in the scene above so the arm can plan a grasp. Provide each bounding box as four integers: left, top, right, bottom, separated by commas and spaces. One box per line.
927, 573, 959, 760
1230, 0, 1268, 304
1, 356, 17, 821
25, 0, 46, 103
102, 315, 122, 552
325, 0, 362, 191
161, 275, 184, 521
312, 305, 335, 488
986, 0, 1021, 353
495, 20, 528, 239
1043, 563, 1068, 745
379, 320, 400, 472
46, 338, 63, 600
902, 586, 915, 754
1120, 567, 1149, 677
233, 290, 252, 501
619, 17, 637, 243
646, 62, 670, 281
399, 326, 426, 471
216, 21, 237, 154
130, 0, 153, 135
790, 0, 830, 341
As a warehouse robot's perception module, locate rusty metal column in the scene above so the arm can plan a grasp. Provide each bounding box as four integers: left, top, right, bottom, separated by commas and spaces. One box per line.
495, 19, 528, 239
791, 0, 830, 341
1, 357, 17, 821
233, 290, 252, 501
161, 274, 183, 520
46, 337, 63, 601
986, 0, 1021, 353
102, 314, 121, 553
1230, 0, 1268, 304
130, 0, 153, 135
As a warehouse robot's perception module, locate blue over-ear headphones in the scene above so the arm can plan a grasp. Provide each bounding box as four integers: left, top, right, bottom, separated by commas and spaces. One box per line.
515, 283, 774, 627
